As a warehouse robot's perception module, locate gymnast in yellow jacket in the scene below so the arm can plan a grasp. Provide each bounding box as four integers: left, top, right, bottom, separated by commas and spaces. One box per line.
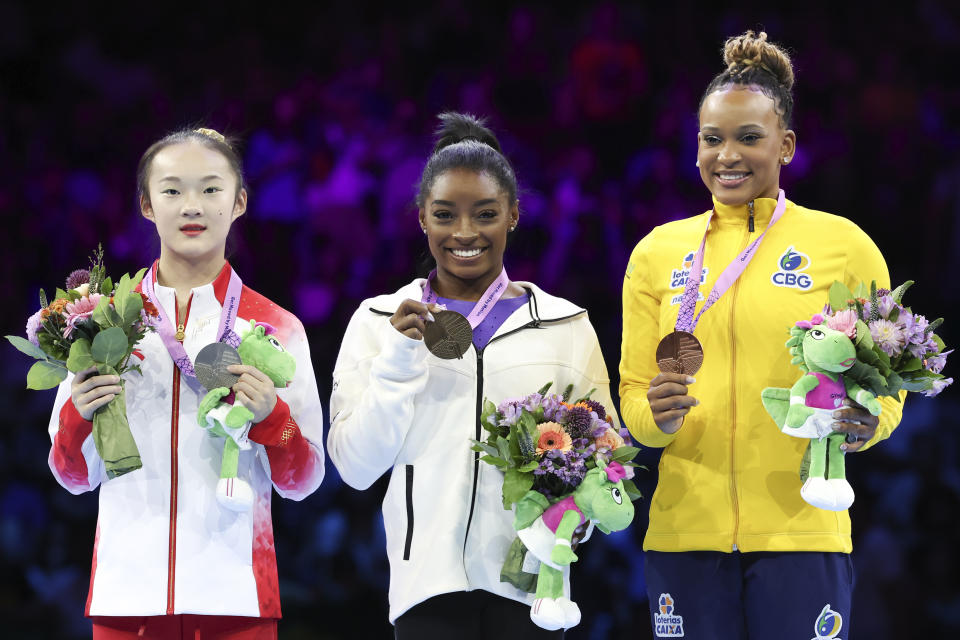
620, 31, 903, 639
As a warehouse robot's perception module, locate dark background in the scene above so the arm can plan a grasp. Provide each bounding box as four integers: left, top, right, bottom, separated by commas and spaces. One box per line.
2, 2, 959, 638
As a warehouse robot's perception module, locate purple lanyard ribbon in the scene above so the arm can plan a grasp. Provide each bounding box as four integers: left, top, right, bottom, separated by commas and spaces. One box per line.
421, 267, 510, 329
676, 190, 787, 333
142, 262, 243, 379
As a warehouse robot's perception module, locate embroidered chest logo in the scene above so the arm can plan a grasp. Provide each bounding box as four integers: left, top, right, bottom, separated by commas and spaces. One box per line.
654, 593, 685, 637
771, 246, 813, 290
668, 252, 708, 305
811, 603, 843, 639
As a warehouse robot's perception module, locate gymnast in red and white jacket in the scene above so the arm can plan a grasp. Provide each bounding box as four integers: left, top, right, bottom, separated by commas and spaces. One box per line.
47, 261, 325, 619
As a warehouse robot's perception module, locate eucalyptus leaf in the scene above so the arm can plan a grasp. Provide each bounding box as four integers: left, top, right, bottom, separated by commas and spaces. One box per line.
502, 468, 535, 508
622, 478, 643, 501
91, 327, 128, 367
66, 338, 95, 373
480, 455, 509, 468
99, 276, 113, 296
611, 446, 641, 462
891, 280, 913, 304
27, 360, 68, 390
119, 291, 143, 326
518, 460, 539, 472
129, 267, 147, 288
6, 335, 48, 360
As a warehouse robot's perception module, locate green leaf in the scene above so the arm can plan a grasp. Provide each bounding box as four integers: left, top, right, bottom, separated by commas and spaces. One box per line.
891, 280, 913, 304
480, 455, 509, 468
932, 333, 946, 352
854, 321, 873, 348
899, 357, 923, 372
502, 468, 535, 508
119, 291, 143, 326
887, 306, 899, 322
6, 335, 48, 360
496, 436, 512, 466
55, 288, 70, 302
573, 388, 597, 404
536, 381, 554, 396
928, 318, 944, 336
92, 295, 119, 328
622, 478, 643, 502
829, 281, 854, 312
561, 383, 573, 402
27, 360, 68, 390
518, 460, 539, 472
91, 327, 128, 367
129, 267, 147, 289
853, 281, 869, 299
611, 446, 641, 462
99, 276, 113, 297
66, 338, 95, 373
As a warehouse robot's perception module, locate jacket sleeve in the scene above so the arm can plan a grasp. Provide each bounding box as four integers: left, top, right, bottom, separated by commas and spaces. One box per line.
619, 231, 678, 448
250, 317, 325, 500
47, 375, 106, 494
327, 306, 429, 490
842, 222, 905, 451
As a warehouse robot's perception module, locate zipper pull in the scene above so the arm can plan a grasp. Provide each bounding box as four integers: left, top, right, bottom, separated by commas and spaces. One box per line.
175, 323, 185, 342
748, 200, 755, 233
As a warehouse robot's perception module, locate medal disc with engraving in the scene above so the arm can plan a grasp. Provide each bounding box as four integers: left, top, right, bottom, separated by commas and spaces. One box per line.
194, 342, 242, 390
423, 310, 473, 359
656, 331, 704, 375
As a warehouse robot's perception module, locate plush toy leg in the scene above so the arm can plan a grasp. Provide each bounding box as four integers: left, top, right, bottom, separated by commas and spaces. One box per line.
531, 565, 567, 631
800, 438, 837, 510
216, 438, 254, 512
826, 434, 854, 510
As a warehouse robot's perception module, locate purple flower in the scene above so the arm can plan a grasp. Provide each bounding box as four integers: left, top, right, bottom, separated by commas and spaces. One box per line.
878, 295, 897, 319
869, 319, 905, 357
922, 378, 953, 397
26, 309, 43, 346
65, 269, 91, 290
925, 350, 951, 375
498, 401, 522, 427
541, 394, 568, 422
583, 399, 607, 420
564, 405, 594, 438
522, 393, 543, 412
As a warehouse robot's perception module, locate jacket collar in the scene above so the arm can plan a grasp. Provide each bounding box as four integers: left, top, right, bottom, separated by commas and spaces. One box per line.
147, 260, 236, 322
368, 279, 585, 337
710, 195, 793, 229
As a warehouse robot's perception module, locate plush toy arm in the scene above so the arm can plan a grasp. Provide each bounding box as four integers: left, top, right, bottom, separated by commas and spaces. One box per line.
198, 387, 231, 427
843, 378, 882, 416
786, 374, 820, 428
225, 401, 255, 429
550, 510, 582, 566
514, 490, 551, 531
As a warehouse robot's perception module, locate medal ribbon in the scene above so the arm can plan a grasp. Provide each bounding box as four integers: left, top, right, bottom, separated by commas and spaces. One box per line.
676, 189, 787, 333
421, 266, 510, 329
142, 261, 243, 379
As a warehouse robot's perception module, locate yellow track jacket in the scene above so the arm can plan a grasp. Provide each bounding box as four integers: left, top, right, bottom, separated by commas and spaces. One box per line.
620, 195, 904, 553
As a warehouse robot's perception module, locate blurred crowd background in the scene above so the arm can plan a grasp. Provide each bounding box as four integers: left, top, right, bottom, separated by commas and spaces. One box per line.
1, 2, 958, 638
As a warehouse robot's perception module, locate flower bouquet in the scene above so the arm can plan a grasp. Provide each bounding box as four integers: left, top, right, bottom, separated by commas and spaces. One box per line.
7, 246, 159, 478
823, 280, 951, 398
471, 382, 641, 630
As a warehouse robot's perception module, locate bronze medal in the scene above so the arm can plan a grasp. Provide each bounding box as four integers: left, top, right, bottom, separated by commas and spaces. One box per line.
423, 310, 473, 359
656, 330, 704, 375
194, 342, 242, 390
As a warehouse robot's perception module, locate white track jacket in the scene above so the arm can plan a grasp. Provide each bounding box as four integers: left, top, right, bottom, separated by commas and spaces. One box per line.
47, 263, 325, 618
328, 279, 616, 623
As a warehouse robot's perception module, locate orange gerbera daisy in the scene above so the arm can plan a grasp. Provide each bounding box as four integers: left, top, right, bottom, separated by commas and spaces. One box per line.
536, 421, 573, 455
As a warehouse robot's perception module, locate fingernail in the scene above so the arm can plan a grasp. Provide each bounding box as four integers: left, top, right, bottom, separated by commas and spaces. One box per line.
832, 411, 842, 418
685, 376, 696, 384
840, 444, 848, 451
426, 312, 435, 322
693, 399, 700, 406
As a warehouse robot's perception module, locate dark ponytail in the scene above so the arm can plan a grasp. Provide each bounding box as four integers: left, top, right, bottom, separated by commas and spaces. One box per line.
416, 112, 518, 208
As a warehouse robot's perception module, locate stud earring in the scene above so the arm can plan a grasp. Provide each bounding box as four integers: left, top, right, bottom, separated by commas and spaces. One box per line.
421, 226, 427, 234
509, 225, 517, 232
782, 156, 791, 164
695, 159, 700, 167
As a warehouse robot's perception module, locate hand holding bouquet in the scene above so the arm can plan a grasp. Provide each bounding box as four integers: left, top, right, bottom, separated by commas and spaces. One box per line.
8, 246, 159, 478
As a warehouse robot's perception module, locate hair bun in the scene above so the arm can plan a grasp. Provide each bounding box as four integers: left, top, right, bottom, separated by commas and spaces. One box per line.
723, 30, 794, 91
194, 127, 228, 144
432, 112, 503, 154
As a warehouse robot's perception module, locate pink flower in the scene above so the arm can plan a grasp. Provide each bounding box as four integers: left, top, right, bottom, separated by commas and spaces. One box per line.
826, 309, 858, 339
63, 294, 102, 338
26, 309, 44, 346
795, 313, 824, 330
595, 426, 625, 451
536, 422, 573, 455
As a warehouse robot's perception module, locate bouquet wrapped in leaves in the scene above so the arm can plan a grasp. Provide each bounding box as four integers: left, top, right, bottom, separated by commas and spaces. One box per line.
8, 246, 159, 478
472, 382, 641, 508
822, 280, 951, 398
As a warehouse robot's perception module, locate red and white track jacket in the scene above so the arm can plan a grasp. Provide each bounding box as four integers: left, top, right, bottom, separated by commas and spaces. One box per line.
47, 262, 325, 618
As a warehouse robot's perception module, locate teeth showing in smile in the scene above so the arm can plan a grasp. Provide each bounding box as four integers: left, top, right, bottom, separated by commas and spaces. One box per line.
451, 248, 483, 258
717, 173, 749, 182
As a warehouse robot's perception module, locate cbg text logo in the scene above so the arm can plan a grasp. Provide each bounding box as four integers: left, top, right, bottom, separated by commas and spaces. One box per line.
771, 246, 813, 290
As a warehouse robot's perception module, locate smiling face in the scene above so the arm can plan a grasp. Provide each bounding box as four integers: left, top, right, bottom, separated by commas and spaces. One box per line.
419, 168, 519, 298
697, 86, 796, 205
140, 140, 247, 265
